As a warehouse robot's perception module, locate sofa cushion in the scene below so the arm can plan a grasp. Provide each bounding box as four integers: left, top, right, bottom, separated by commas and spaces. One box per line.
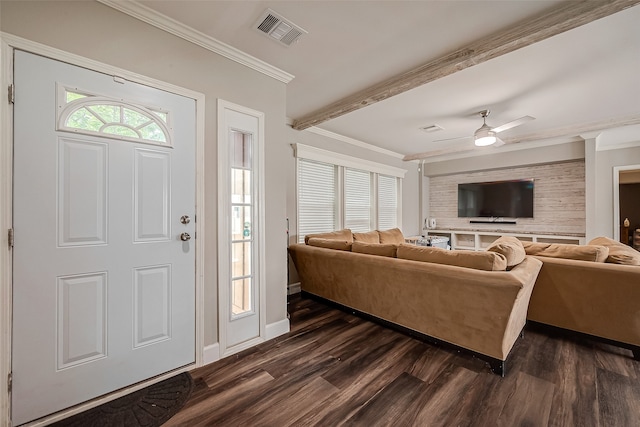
377, 228, 405, 245
307, 238, 352, 251
486, 236, 526, 267
522, 241, 608, 262
304, 229, 353, 245
397, 244, 507, 271
352, 241, 397, 257
588, 236, 640, 265
353, 230, 380, 243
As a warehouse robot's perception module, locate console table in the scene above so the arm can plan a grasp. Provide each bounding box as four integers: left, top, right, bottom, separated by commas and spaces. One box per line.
426, 229, 585, 251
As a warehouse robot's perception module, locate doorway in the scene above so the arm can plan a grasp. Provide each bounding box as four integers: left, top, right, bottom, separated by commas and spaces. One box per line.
613, 165, 640, 248
0, 37, 205, 427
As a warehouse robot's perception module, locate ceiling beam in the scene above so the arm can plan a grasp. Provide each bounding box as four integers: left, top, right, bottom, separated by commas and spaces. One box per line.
292, 0, 640, 131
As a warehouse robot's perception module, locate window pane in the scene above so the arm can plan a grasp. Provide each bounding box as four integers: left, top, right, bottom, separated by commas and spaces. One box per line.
231, 278, 252, 315
232, 241, 252, 278
378, 174, 398, 230
152, 111, 168, 122
344, 168, 371, 233
232, 131, 251, 169
297, 159, 336, 243
139, 122, 167, 142
123, 108, 151, 128
66, 107, 103, 132
232, 169, 251, 204
232, 206, 251, 240
89, 105, 120, 123
103, 125, 138, 138
66, 91, 87, 102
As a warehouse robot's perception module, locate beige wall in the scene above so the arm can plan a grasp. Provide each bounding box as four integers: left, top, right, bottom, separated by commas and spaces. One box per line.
592, 144, 640, 239
1, 1, 289, 345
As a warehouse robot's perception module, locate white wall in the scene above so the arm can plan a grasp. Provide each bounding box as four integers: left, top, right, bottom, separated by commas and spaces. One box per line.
1, 1, 289, 345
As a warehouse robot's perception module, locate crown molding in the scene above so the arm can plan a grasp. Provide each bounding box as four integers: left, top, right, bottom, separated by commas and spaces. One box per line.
302, 126, 407, 161
97, 0, 294, 84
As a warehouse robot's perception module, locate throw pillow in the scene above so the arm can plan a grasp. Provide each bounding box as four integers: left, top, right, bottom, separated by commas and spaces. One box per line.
486, 236, 526, 267
522, 241, 609, 263
588, 236, 640, 266
304, 229, 353, 245
307, 238, 352, 251
352, 241, 397, 257
353, 230, 380, 243
397, 244, 507, 271
377, 228, 405, 245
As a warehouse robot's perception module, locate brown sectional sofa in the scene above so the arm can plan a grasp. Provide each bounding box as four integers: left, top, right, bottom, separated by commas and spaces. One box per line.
524, 237, 640, 359
289, 230, 542, 376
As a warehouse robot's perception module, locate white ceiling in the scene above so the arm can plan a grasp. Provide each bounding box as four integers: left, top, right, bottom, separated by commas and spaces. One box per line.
136, 0, 640, 159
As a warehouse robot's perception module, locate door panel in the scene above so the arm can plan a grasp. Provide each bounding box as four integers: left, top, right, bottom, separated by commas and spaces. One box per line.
12, 51, 196, 425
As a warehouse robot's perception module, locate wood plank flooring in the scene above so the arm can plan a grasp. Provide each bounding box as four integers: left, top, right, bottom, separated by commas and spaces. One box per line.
165, 295, 640, 426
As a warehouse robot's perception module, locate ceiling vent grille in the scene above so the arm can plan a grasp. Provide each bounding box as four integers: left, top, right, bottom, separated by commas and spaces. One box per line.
254, 9, 307, 47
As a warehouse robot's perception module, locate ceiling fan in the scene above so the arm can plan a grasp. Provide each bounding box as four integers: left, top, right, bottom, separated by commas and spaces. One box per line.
434, 110, 535, 147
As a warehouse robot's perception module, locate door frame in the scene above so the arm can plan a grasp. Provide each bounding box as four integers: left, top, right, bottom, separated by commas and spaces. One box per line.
613, 164, 640, 241
217, 99, 267, 357
0, 33, 206, 427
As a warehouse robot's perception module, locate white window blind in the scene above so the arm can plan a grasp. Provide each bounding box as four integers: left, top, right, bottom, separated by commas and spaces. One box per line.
344, 168, 371, 233
297, 159, 336, 242
378, 174, 398, 230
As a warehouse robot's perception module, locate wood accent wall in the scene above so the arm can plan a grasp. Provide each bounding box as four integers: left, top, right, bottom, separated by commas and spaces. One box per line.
428, 160, 585, 236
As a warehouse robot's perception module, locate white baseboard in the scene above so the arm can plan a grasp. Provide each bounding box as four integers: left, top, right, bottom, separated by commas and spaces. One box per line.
202, 343, 220, 365
287, 282, 301, 295
266, 318, 290, 340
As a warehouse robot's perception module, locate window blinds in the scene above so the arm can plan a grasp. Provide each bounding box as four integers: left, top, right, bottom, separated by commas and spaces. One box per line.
297, 159, 336, 243
377, 174, 398, 230
344, 168, 371, 233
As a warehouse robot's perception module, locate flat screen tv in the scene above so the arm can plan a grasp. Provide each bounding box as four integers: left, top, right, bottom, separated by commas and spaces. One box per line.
458, 179, 534, 218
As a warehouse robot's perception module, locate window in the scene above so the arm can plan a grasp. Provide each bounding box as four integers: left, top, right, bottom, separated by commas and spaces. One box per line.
57, 85, 171, 146
378, 174, 398, 230
344, 168, 371, 233
297, 159, 337, 240
295, 144, 405, 242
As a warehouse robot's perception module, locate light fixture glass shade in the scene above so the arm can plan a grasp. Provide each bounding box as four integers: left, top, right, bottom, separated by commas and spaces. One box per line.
474, 124, 496, 146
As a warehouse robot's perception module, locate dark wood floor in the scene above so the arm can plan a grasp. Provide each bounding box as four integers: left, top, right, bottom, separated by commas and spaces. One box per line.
165, 295, 640, 426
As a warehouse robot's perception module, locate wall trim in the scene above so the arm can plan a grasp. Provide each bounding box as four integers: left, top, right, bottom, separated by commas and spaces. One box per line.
203, 343, 221, 366
303, 126, 407, 160
293, 143, 407, 178
288, 282, 301, 295
0, 33, 206, 427
96, 0, 294, 84
266, 318, 291, 341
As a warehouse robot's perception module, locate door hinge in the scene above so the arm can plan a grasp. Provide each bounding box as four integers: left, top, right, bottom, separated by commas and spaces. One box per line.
8, 228, 14, 248
8, 84, 15, 104
7, 372, 11, 393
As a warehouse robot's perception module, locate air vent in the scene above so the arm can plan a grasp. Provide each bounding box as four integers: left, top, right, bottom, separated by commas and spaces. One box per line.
254, 9, 307, 47
420, 124, 444, 133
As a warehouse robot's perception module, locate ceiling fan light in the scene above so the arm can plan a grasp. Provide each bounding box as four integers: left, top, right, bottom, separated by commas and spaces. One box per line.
474, 124, 496, 146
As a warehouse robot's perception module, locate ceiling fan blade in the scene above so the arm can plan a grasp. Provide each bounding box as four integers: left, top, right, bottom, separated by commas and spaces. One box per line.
491, 115, 535, 133
493, 137, 505, 147
432, 135, 473, 143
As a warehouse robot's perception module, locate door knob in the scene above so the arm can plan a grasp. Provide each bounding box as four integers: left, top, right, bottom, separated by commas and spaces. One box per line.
180, 232, 191, 241
180, 215, 191, 224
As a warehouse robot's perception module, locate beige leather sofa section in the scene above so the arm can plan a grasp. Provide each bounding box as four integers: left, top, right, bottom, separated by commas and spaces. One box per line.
527, 255, 640, 357
289, 243, 542, 374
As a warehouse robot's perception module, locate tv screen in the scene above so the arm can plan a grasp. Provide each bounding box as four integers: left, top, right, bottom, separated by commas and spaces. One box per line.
458, 179, 534, 218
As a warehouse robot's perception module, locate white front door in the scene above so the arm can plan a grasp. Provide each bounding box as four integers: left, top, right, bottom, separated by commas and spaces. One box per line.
218, 101, 265, 356
11, 51, 196, 425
